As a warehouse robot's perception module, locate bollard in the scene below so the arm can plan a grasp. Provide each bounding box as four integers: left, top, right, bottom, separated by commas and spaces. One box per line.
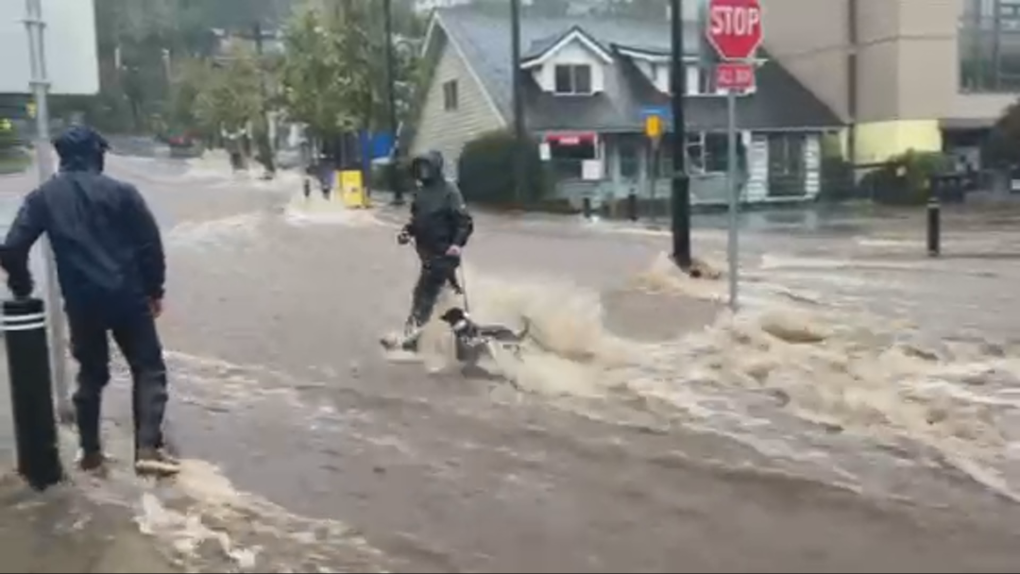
927, 175, 942, 257
927, 197, 940, 257
582, 196, 593, 220
627, 192, 638, 222
303, 178, 311, 199
2, 298, 63, 490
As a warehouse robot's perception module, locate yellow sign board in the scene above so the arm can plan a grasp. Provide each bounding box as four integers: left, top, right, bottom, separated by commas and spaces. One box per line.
339, 170, 370, 208
645, 114, 663, 140
26, 102, 36, 119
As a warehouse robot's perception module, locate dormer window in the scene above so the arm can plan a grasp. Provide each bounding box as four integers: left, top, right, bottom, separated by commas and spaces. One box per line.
554, 64, 593, 95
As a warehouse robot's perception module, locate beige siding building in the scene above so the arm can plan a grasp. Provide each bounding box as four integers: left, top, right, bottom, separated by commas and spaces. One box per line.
764, 0, 1020, 166
408, 22, 505, 178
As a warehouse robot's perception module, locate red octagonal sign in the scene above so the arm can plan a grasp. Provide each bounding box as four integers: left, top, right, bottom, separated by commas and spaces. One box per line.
707, 0, 764, 61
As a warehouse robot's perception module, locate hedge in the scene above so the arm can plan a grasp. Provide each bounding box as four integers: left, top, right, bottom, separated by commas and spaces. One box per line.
456, 129, 551, 206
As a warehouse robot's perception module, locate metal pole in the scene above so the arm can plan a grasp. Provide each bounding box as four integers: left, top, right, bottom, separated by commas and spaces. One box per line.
24, 0, 71, 425
726, 89, 739, 310
384, 0, 404, 205
670, 0, 692, 270
510, 0, 526, 206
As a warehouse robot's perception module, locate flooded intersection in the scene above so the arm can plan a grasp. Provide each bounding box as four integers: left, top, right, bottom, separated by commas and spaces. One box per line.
2, 156, 1020, 571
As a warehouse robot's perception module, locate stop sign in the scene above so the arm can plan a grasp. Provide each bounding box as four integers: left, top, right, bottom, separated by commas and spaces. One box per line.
706, 0, 763, 61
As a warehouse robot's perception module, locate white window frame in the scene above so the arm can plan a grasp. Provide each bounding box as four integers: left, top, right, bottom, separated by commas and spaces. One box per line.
553, 64, 594, 96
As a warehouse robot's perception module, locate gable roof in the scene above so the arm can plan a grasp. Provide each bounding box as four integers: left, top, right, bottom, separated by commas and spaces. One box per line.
520, 26, 614, 68
430, 8, 842, 133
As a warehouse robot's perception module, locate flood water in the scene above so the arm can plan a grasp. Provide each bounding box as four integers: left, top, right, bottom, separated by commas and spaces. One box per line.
1, 154, 1020, 572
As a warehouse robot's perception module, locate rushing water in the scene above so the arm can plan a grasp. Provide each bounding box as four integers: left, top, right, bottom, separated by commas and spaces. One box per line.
2, 156, 1020, 572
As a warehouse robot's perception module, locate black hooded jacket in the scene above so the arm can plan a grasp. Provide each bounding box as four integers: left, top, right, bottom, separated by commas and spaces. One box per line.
405, 150, 473, 256
1, 126, 165, 319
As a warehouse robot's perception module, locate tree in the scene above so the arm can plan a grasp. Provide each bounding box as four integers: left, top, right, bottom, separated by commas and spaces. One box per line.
192, 46, 265, 135
280, 0, 425, 165
986, 98, 1020, 168
281, 4, 368, 145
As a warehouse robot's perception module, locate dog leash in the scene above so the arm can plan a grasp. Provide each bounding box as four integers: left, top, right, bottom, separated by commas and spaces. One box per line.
458, 262, 471, 314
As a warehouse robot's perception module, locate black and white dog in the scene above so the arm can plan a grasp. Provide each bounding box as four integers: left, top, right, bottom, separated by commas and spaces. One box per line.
438, 307, 530, 368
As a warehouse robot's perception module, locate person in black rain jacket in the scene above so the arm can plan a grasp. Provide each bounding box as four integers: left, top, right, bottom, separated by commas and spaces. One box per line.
391, 150, 473, 351
0, 125, 179, 476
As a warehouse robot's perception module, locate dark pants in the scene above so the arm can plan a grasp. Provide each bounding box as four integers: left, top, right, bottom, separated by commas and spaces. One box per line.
68, 309, 168, 455
410, 254, 460, 327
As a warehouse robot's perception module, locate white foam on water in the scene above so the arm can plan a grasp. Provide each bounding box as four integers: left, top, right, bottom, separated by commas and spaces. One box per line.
283, 195, 389, 228
76, 351, 393, 573
411, 253, 1020, 502
166, 212, 264, 249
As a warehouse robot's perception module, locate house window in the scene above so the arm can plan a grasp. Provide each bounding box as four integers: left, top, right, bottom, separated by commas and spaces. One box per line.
554, 64, 593, 95
960, 0, 1020, 92
704, 132, 746, 172
768, 134, 806, 197
619, 139, 640, 179
443, 80, 459, 110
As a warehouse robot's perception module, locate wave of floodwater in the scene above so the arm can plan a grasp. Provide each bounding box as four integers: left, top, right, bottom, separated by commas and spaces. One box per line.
8, 199, 1020, 572
255, 200, 1020, 503
398, 252, 1020, 505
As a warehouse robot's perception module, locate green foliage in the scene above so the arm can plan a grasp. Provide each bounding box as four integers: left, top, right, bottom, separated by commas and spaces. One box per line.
280, 3, 371, 139
0, 122, 19, 155
193, 47, 265, 133
985, 97, 1020, 168
865, 149, 954, 205
457, 130, 551, 205
280, 0, 423, 142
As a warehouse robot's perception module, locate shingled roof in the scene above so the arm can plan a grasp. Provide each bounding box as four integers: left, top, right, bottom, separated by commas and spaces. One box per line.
432, 8, 842, 133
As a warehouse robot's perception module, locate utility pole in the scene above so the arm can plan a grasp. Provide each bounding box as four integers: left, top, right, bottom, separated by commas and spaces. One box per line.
669, 0, 692, 271
24, 0, 71, 423
510, 0, 525, 205
252, 21, 276, 175
384, 0, 404, 205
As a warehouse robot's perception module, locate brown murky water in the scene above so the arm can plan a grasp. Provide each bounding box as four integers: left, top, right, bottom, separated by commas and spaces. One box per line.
2, 156, 1020, 572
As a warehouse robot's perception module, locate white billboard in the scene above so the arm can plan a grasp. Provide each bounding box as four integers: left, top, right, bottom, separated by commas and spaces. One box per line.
0, 0, 99, 95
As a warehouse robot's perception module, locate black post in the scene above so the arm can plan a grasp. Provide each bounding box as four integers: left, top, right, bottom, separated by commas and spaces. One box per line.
627, 192, 638, 221
384, 0, 404, 206
928, 176, 941, 257
510, 0, 526, 206
669, 0, 692, 270
3, 298, 63, 490
582, 196, 592, 220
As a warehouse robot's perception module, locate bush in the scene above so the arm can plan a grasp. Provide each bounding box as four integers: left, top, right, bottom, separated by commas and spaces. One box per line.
369, 156, 416, 194
868, 149, 953, 205
457, 130, 551, 206
818, 155, 857, 201
986, 98, 1020, 169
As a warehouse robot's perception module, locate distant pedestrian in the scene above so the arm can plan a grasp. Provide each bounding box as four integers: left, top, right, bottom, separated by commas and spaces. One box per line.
0, 125, 179, 477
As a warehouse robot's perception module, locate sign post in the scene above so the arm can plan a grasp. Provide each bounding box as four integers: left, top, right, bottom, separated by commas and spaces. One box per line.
706, 0, 763, 311
644, 113, 664, 221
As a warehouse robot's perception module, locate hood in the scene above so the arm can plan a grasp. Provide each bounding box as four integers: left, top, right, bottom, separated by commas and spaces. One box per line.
53, 125, 109, 172
411, 150, 445, 182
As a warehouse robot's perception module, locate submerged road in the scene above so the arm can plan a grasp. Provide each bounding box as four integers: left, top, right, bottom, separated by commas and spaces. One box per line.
0, 154, 1019, 572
